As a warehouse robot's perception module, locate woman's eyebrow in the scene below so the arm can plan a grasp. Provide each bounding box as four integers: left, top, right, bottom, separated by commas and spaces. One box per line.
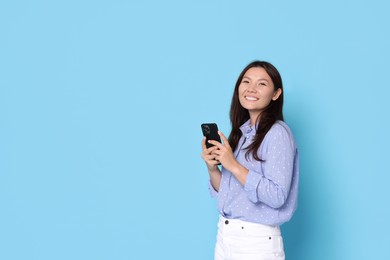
247, 77, 269, 82
258, 78, 269, 82
243, 75, 270, 82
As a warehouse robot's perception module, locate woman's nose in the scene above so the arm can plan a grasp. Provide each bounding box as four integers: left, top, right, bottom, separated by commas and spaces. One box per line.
246, 83, 257, 92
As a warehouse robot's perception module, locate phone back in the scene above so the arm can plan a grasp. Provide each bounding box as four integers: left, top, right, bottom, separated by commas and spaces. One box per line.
201, 123, 221, 148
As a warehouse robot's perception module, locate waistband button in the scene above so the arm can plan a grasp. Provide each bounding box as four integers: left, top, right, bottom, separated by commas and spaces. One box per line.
225, 220, 229, 225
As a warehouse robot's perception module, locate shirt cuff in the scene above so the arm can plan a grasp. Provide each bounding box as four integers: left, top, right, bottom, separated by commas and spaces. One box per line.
244, 170, 262, 203
208, 180, 218, 198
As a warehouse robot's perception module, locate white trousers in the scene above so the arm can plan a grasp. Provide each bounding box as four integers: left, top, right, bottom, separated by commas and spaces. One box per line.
214, 216, 285, 260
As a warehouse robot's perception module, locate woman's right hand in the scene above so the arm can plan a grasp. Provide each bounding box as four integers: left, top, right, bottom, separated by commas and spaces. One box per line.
201, 137, 221, 171
201, 137, 222, 192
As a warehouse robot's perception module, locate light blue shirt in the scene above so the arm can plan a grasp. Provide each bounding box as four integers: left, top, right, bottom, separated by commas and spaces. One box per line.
209, 120, 299, 226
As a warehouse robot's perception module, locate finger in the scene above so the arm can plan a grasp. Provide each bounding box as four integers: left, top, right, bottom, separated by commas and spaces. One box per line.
201, 153, 214, 163
218, 131, 231, 148
205, 145, 219, 155
207, 160, 220, 166
201, 137, 208, 150
203, 154, 219, 164
208, 139, 224, 149
203, 147, 219, 158
211, 148, 221, 156
204, 156, 216, 163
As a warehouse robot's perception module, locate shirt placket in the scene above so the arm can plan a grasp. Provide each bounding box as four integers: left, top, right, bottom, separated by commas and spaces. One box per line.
221, 129, 251, 216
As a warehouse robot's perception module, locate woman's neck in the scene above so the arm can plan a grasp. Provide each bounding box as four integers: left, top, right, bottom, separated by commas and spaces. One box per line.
249, 112, 262, 126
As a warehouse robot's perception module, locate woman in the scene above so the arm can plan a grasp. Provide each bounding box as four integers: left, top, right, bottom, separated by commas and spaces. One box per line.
201, 61, 299, 259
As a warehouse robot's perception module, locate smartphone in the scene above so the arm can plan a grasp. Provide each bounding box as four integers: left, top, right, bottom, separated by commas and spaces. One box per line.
201, 123, 222, 148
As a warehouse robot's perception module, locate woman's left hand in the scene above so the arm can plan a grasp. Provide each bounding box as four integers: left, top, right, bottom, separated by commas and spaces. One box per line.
208, 131, 238, 172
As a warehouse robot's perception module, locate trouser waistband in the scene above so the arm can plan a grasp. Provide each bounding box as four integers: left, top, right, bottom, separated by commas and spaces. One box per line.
218, 215, 281, 236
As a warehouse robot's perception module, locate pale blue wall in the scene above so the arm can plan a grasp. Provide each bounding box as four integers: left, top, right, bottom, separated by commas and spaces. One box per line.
1, 1, 389, 259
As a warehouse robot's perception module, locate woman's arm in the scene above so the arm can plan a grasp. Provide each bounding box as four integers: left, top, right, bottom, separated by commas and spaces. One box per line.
244, 123, 296, 208
208, 168, 222, 192
201, 137, 222, 191
208, 131, 249, 185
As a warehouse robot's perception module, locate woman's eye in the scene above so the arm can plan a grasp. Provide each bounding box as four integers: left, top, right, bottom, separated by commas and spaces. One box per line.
259, 83, 267, 86
242, 80, 249, 83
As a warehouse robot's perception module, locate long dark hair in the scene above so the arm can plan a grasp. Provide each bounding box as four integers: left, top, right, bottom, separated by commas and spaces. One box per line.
228, 61, 284, 161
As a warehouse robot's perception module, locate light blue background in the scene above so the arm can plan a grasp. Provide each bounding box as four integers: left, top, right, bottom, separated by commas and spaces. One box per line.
1, 0, 389, 259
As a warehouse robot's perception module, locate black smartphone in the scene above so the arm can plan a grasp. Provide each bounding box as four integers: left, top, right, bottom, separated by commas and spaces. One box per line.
201, 123, 222, 148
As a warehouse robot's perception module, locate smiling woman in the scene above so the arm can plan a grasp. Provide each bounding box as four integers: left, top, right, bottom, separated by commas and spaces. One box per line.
238, 67, 282, 124
201, 61, 299, 260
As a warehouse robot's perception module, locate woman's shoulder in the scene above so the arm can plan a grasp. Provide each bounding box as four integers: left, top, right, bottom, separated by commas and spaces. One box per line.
266, 120, 296, 144
270, 120, 292, 134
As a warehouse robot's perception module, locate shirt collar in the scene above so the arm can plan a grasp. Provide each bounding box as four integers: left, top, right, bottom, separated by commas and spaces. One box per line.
240, 119, 256, 137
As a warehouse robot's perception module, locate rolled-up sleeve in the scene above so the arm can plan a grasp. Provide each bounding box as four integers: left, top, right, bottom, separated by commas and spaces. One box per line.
244, 124, 296, 209
208, 180, 218, 198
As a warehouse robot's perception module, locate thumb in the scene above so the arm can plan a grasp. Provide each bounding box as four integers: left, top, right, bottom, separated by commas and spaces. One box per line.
218, 131, 231, 148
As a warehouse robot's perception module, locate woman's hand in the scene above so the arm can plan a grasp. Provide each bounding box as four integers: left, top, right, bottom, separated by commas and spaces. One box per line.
201, 131, 248, 186
207, 131, 249, 185
201, 137, 223, 192
206, 131, 237, 172
201, 137, 221, 171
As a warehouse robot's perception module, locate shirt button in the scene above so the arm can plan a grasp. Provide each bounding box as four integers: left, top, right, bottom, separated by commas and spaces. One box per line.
225, 220, 229, 225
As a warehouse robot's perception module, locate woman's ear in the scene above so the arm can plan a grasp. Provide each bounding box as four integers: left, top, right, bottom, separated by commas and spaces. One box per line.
272, 88, 282, 101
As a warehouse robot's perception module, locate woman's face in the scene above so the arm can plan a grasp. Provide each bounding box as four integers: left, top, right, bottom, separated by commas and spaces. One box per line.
238, 67, 282, 119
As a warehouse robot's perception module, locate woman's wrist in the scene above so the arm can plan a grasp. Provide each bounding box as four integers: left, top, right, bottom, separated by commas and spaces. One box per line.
230, 161, 249, 185
208, 167, 221, 175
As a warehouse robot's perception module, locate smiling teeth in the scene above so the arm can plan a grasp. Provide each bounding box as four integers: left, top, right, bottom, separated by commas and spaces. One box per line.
245, 96, 258, 101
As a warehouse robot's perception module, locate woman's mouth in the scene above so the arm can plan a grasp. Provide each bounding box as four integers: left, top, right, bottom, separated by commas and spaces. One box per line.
245, 96, 259, 101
